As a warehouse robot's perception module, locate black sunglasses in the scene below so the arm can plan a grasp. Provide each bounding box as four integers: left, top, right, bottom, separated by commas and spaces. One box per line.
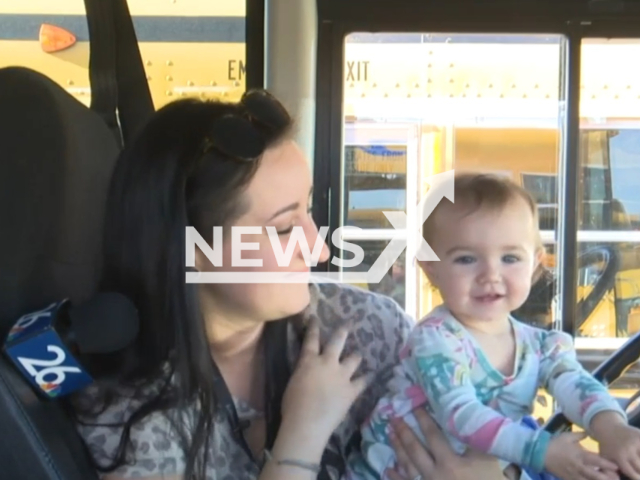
200, 89, 292, 162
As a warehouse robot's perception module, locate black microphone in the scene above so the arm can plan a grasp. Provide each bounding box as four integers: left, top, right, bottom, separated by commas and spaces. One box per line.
2, 292, 138, 398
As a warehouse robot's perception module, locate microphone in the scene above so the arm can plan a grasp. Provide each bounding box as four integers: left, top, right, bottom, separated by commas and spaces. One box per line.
1, 292, 139, 398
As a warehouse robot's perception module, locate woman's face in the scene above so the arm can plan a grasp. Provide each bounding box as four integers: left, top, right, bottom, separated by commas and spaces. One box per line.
196, 139, 330, 324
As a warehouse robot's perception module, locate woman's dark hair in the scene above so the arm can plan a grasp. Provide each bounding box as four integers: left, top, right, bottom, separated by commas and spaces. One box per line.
69, 91, 297, 479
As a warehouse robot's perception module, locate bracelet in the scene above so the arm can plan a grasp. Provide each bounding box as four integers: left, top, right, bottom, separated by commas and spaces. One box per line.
264, 449, 321, 474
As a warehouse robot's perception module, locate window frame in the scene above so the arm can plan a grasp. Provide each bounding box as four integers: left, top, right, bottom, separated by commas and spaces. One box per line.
313, 5, 640, 338
245, 0, 264, 90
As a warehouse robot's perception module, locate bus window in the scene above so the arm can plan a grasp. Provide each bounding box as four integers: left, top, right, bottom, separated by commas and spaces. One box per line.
337, 33, 640, 427
339, 32, 564, 329
574, 39, 640, 397
0, 0, 246, 108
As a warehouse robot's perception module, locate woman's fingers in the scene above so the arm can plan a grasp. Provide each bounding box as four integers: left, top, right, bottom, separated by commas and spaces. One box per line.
412, 408, 453, 464
385, 469, 407, 480
390, 415, 436, 477
340, 352, 363, 376
300, 321, 320, 357
302, 322, 358, 365
323, 326, 349, 358
350, 374, 369, 398
389, 425, 422, 480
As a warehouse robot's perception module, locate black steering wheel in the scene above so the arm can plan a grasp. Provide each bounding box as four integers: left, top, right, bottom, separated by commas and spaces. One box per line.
544, 329, 640, 434
542, 329, 640, 480
513, 245, 620, 333
529, 245, 628, 428
518, 245, 640, 475
574, 246, 620, 334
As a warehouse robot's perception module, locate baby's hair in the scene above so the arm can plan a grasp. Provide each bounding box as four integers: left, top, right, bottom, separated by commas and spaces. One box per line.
422, 171, 545, 280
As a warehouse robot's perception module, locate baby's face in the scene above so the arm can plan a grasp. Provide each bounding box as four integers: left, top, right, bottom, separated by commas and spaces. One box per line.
420, 197, 542, 326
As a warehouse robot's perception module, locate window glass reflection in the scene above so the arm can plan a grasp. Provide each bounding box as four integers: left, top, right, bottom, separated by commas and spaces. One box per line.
512, 245, 557, 330
343, 145, 407, 229
572, 39, 640, 393
339, 240, 406, 308
581, 130, 640, 230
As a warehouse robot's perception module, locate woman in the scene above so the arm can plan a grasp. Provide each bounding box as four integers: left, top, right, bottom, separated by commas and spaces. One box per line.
70, 89, 511, 480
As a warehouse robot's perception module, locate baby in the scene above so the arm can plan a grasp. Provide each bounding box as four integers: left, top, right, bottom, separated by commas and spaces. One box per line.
346, 173, 640, 480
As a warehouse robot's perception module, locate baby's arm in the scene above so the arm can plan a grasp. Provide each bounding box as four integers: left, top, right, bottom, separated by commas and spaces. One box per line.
410, 322, 552, 473
537, 329, 627, 432
537, 330, 640, 478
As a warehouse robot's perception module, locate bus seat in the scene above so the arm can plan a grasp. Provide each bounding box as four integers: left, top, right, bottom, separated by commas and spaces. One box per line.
0, 66, 119, 480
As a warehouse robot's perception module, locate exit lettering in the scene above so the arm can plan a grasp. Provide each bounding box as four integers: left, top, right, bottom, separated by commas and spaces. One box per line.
228, 59, 246, 81
346, 60, 370, 82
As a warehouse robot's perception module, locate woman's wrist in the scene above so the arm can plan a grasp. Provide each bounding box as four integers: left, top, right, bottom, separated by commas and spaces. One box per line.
271, 417, 329, 465
261, 426, 326, 480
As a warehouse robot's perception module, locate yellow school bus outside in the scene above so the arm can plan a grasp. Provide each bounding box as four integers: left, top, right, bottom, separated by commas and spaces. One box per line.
0, 0, 247, 107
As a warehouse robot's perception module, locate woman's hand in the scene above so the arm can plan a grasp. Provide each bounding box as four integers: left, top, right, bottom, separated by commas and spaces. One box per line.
280, 322, 367, 443
385, 408, 506, 480
263, 324, 366, 480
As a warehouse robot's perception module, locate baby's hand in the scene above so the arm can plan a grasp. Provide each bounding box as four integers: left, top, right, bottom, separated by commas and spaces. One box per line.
597, 423, 640, 480
545, 431, 619, 480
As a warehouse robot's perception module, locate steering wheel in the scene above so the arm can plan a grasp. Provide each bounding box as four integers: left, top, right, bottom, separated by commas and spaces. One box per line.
541, 329, 640, 480
533, 245, 627, 428
574, 246, 620, 333
542, 329, 640, 479
517, 245, 640, 473
544, 328, 640, 434
514, 245, 620, 333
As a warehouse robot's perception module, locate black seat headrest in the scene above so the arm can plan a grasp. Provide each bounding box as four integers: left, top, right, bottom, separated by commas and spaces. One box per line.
0, 66, 119, 337
0, 66, 119, 480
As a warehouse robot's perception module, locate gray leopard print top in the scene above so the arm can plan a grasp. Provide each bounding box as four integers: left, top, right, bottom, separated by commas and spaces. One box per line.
75, 282, 414, 479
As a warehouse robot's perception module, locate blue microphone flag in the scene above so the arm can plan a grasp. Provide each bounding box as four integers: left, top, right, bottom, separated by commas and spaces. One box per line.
3, 300, 93, 397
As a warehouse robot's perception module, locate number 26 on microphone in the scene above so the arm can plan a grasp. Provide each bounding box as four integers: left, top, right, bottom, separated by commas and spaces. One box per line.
17, 345, 81, 386
5, 329, 93, 398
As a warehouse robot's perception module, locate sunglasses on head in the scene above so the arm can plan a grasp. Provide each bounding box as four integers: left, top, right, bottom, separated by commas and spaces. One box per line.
200, 89, 292, 162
